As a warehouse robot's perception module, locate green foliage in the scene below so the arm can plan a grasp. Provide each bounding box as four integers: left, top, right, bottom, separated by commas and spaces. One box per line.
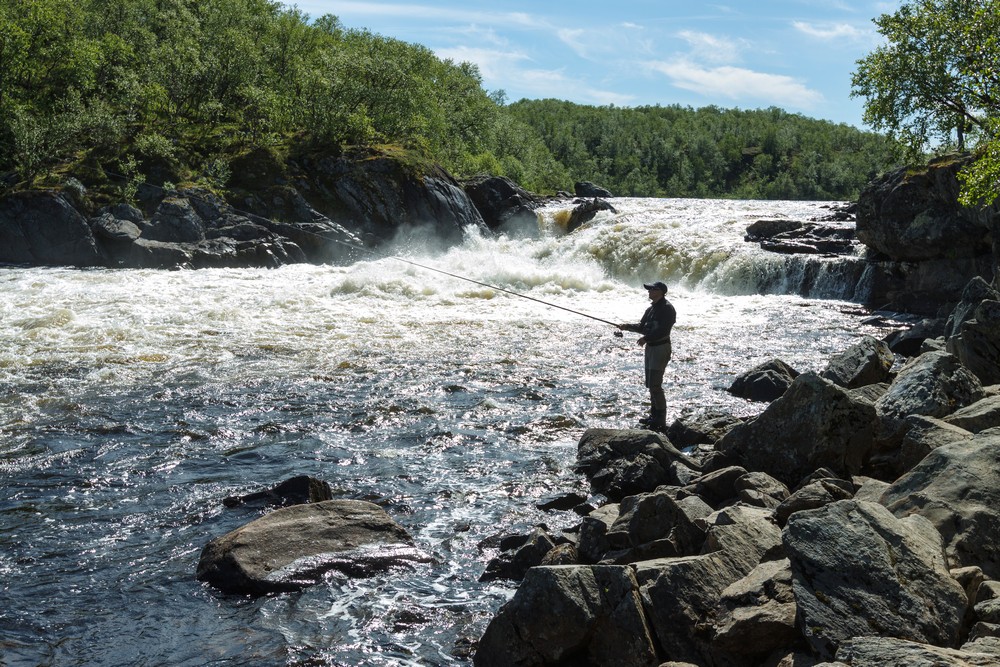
853, 0, 1000, 205
0, 0, 900, 202
507, 100, 901, 200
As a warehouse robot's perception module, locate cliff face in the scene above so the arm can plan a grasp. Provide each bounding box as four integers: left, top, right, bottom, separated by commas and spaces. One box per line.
857, 154, 998, 315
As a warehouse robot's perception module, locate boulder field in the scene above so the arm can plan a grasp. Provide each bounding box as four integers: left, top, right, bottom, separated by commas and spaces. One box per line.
473, 281, 1000, 666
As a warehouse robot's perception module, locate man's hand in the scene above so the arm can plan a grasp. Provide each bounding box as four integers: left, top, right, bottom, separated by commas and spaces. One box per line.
637, 336, 647, 347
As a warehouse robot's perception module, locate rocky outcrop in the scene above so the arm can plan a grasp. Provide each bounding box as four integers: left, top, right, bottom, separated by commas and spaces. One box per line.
574, 181, 613, 198
564, 197, 617, 233
0, 147, 492, 269
196, 499, 430, 595
575, 429, 701, 501
856, 154, 998, 314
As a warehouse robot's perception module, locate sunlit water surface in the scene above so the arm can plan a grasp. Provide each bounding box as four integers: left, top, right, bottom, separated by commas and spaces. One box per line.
1, 198, 883, 666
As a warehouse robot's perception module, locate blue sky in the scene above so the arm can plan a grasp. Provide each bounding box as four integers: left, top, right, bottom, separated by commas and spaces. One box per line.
288, 1, 903, 130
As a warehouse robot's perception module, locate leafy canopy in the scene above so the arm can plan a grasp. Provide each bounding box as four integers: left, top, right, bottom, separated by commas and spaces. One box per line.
852, 0, 1000, 204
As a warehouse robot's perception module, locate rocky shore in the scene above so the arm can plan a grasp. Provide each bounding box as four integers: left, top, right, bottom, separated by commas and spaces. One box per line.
471, 278, 1000, 665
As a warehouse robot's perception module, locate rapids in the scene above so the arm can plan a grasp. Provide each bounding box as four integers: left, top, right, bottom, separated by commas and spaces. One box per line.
1, 198, 885, 666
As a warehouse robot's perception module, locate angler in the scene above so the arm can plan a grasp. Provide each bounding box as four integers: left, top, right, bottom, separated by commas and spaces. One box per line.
618, 281, 676, 431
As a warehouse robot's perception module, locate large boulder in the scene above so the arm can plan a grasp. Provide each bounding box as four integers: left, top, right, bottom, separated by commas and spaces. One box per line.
943, 395, 1000, 433
784, 500, 968, 659
945, 277, 1000, 339
820, 335, 894, 389
603, 488, 713, 562
474, 565, 659, 667
635, 504, 782, 664
196, 499, 427, 595
576, 429, 700, 501
461, 175, 540, 233
0, 190, 103, 266
873, 351, 985, 456
144, 196, 206, 242
880, 433, 1000, 579
727, 358, 800, 402
834, 636, 1000, 666
857, 154, 995, 262
709, 558, 800, 659
717, 372, 876, 487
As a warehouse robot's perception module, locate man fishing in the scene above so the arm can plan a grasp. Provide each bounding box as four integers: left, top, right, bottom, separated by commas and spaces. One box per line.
618, 281, 676, 431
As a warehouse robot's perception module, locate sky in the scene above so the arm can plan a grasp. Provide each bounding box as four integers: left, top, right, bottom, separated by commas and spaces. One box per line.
288, 1, 903, 130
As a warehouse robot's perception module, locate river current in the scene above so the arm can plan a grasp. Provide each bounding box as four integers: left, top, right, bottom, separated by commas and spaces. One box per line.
1, 198, 885, 666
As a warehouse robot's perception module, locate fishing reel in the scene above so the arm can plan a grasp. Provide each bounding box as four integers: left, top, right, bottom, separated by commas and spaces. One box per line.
613, 329, 623, 338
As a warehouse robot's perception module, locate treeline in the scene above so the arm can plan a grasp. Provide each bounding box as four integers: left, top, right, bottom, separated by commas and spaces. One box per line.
508, 100, 904, 200
0, 0, 900, 201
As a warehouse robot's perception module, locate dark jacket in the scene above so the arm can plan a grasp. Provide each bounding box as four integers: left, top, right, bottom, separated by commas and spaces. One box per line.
624, 297, 676, 346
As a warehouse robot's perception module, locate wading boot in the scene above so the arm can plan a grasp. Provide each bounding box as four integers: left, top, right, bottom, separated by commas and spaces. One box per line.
640, 410, 666, 431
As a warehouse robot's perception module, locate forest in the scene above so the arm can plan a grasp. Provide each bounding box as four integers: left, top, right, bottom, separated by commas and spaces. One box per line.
0, 0, 903, 201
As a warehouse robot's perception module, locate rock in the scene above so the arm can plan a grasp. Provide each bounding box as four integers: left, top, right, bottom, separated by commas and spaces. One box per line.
578, 503, 620, 564
745, 219, 804, 240
717, 373, 876, 488
898, 415, 974, 474
0, 190, 103, 266
462, 175, 540, 233
574, 181, 613, 198
635, 504, 781, 664
943, 395, 1000, 433
774, 478, 855, 526
686, 465, 749, 507
857, 154, 995, 262
945, 277, 1000, 339
222, 475, 333, 508
480, 526, 557, 582
297, 146, 488, 245
880, 433, 1000, 579
90, 212, 142, 243
474, 565, 658, 667
710, 558, 799, 658
784, 500, 968, 659
728, 358, 800, 402
873, 351, 985, 463
576, 428, 700, 502
884, 318, 947, 357
734, 471, 791, 509
834, 636, 1000, 666
666, 409, 744, 448
757, 222, 857, 255
820, 335, 894, 389
540, 542, 579, 567
144, 196, 206, 242
536, 491, 589, 512
856, 155, 997, 315
947, 299, 1000, 386
196, 499, 426, 595
603, 488, 713, 562
565, 198, 616, 232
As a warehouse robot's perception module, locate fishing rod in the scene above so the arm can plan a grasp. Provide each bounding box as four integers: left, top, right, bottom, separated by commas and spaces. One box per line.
101, 169, 625, 332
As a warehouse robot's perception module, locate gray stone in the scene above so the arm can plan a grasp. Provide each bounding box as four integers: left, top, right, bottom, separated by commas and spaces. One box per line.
947, 300, 1000, 386
880, 434, 1000, 579
784, 500, 968, 659
0, 191, 103, 266
834, 636, 1000, 666
944, 395, 1000, 433
898, 414, 974, 473
821, 335, 894, 389
474, 565, 658, 667
728, 358, 800, 402
576, 428, 700, 502
711, 558, 798, 657
197, 499, 425, 595
718, 373, 876, 488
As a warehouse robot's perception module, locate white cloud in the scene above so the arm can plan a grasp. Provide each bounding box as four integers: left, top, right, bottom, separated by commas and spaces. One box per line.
648, 58, 824, 109
677, 30, 743, 64
792, 21, 866, 40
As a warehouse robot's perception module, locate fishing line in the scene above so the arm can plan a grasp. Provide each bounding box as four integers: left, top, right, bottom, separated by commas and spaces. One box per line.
100, 169, 625, 331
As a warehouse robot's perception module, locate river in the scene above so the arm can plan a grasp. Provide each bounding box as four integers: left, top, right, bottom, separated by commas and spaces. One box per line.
0, 197, 886, 666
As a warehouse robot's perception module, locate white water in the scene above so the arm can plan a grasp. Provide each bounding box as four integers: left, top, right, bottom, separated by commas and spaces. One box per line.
0, 198, 884, 666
